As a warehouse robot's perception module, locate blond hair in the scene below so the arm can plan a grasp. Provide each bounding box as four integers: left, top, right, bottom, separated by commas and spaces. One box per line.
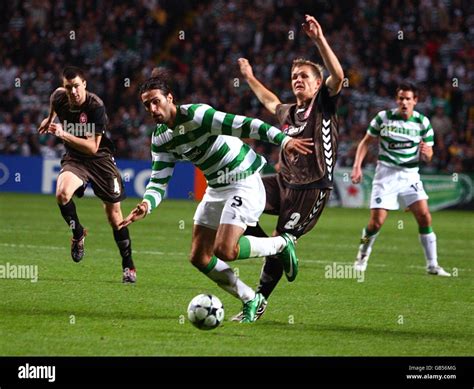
291, 58, 324, 80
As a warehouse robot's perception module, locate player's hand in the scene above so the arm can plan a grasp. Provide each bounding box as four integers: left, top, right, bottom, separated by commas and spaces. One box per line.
38, 118, 52, 134
351, 166, 363, 184
284, 138, 314, 156
419, 141, 433, 162
48, 123, 65, 139
238, 58, 254, 80
302, 15, 324, 42
120, 202, 148, 228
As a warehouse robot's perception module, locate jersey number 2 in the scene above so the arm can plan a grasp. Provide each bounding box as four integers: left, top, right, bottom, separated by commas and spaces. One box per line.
284, 213, 301, 229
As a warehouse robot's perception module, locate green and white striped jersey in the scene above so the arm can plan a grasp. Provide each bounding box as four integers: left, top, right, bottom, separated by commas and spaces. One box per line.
143, 103, 289, 213
367, 109, 434, 170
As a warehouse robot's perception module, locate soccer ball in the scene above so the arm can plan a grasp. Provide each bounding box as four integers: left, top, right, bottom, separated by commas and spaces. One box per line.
187, 294, 224, 330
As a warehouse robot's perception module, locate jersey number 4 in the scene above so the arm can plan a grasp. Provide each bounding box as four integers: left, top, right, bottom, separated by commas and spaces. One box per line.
113, 177, 121, 195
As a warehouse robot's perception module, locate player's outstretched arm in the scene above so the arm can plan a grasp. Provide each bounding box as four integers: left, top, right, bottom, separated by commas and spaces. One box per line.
120, 155, 172, 228
199, 104, 313, 154
136, 148, 176, 217
351, 134, 377, 184
237, 58, 281, 114
120, 202, 148, 228
302, 14, 344, 96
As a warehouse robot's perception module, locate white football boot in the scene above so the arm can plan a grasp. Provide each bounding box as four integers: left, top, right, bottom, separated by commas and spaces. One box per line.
427, 265, 451, 277
354, 247, 371, 272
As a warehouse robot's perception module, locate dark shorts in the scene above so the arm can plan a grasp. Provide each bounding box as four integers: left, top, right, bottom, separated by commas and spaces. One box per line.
60, 154, 126, 203
263, 174, 331, 238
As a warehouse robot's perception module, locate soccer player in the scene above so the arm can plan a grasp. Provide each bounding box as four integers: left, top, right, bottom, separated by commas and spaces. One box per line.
231, 15, 344, 321
120, 69, 314, 322
351, 82, 450, 276
38, 66, 137, 283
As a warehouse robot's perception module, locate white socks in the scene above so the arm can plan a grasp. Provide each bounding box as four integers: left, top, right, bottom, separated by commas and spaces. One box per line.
204, 257, 255, 303
419, 232, 438, 267
238, 235, 287, 259
359, 227, 379, 255
358, 226, 439, 268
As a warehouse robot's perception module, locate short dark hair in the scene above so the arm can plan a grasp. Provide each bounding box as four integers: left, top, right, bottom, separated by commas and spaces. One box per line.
62, 66, 86, 81
396, 82, 418, 98
291, 58, 324, 80
139, 67, 174, 99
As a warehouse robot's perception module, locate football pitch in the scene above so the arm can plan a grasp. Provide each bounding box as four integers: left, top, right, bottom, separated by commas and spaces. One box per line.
0, 193, 472, 356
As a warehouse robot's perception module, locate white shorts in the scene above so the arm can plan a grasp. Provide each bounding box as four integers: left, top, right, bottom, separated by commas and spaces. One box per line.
370, 162, 429, 210
193, 173, 266, 230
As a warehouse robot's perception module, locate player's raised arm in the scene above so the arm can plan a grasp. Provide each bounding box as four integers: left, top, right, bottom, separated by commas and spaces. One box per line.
237, 58, 281, 114
303, 14, 344, 96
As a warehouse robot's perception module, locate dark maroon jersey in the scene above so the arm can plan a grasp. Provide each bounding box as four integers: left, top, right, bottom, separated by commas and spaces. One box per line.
276, 83, 339, 189
51, 88, 114, 159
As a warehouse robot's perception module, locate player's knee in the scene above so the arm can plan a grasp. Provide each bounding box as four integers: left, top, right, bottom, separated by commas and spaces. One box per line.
213, 243, 238, 262
374, 220, 383, 230
417, 211, 431, 227
105, 208, 122, 229
368, 217, 383, 231
56, 191, 70, 205
108, 218, 121, 230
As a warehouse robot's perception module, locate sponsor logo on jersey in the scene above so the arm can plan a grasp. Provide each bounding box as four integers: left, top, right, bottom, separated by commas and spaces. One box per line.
388, 141, 415, 149
285, 122, 307, 136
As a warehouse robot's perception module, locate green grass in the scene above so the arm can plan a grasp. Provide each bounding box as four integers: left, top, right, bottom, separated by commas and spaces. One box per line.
0, 193, 473, 356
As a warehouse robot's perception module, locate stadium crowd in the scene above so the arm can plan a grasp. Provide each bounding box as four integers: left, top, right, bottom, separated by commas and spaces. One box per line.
1, 0, 473, 173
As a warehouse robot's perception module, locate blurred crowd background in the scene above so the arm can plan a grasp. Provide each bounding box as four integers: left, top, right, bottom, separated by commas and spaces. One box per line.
1, 0, 473, 173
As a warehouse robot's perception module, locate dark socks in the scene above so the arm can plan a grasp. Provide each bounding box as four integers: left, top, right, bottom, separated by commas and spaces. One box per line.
244, 223, 268, 238
113, 227, 134, 269
245, 223, 284, 300
257, 256, 284, 299
58, 200, 84, 239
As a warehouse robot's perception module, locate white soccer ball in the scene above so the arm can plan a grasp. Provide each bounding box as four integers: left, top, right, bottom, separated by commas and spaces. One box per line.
187, 294, 224, 330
